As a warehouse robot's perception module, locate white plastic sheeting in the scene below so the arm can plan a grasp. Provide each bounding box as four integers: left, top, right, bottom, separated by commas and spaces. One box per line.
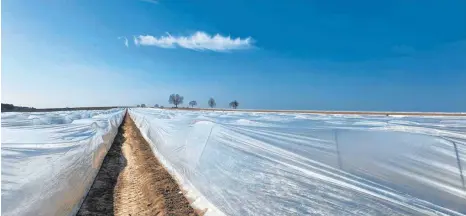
1, 109, 125, 216
129, 108, 466, 216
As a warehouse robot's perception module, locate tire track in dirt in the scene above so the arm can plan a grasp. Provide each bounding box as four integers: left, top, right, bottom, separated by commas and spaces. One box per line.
77, 114, 201, 216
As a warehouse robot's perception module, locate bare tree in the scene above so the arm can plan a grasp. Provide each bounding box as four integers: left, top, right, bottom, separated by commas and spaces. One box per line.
154, 104, 159, 108
168, 94, 184, 108
208, 98, 216, 108
229, 100, 239, 109
189, 100, 197, 108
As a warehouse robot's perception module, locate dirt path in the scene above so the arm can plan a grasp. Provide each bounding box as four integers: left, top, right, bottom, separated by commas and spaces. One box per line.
77, 114, 200, 216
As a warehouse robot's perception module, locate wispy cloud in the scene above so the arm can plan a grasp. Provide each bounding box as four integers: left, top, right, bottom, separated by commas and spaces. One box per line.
133, 31, 254, 52
140, 0, 158, 4
118, 37, 129, 47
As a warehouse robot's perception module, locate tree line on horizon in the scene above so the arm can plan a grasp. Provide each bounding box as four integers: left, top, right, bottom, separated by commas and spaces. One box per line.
168, 93, 239, 109
138, 94, 240, 109
1, 103, 36, 112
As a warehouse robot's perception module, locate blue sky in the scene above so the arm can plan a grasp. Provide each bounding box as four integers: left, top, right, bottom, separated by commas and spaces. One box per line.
2, 0, 465, 111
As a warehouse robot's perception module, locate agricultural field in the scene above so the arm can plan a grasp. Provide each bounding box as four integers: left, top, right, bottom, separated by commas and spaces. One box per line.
1, 109, 125, 216
130, 108, 466, 216
3, 0, 465, 215
2, 108, 466, 216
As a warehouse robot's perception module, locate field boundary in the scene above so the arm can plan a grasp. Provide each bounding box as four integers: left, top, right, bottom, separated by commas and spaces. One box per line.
159, 107, 466, 116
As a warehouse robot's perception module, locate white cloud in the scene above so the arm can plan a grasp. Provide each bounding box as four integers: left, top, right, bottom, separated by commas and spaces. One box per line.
118, 37, 129, 47
135, 34, 176, 48
133, 31, 254, 51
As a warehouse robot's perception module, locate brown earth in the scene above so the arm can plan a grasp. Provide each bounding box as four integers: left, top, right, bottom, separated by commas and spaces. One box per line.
77, 114, 202, 216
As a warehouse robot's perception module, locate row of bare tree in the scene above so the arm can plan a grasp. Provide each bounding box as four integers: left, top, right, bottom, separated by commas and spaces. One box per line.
167, 94, 239, 109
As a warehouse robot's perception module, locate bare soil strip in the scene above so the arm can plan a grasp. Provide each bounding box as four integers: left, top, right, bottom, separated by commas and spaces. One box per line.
77, 114, 199, 216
